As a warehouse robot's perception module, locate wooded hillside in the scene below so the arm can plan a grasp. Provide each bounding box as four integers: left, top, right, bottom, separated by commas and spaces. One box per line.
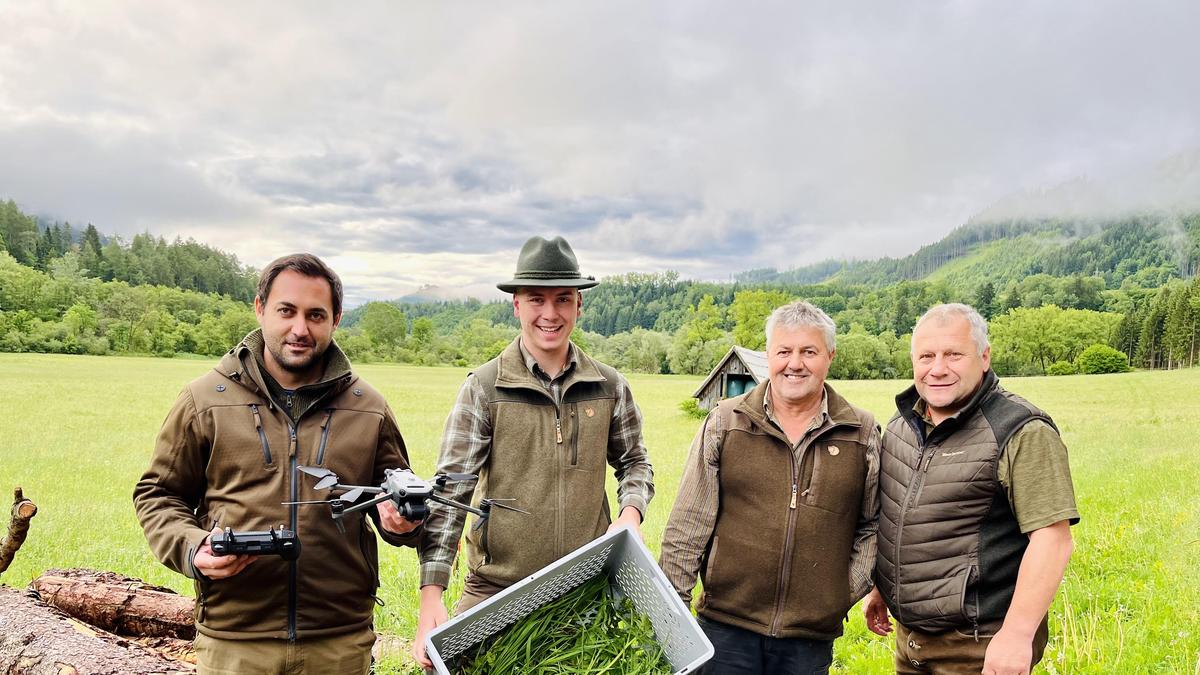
2, 197, 1198, 379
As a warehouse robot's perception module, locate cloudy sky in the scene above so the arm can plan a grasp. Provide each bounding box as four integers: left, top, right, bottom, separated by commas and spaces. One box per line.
1, 2, 1197, 305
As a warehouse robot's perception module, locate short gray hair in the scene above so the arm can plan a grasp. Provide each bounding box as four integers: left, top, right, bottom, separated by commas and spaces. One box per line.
912, 303, 990, 355
765, 300, 837, 352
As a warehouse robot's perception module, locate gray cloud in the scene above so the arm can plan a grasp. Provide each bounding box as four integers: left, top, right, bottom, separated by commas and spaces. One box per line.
1, 1, 1197, 303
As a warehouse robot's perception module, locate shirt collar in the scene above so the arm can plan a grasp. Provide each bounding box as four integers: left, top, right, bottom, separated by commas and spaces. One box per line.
763, 381, 830, 435
517, 338, 579, 382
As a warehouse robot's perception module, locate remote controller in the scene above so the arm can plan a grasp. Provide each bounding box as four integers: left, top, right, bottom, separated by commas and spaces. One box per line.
210, 526, 301, 560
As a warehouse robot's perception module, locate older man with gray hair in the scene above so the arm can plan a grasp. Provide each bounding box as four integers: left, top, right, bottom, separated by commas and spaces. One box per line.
660, 299, 880, 674
863, 303, 1078, 675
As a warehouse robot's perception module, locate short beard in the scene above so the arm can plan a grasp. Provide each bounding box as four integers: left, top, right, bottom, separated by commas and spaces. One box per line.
266, 340, 325, 373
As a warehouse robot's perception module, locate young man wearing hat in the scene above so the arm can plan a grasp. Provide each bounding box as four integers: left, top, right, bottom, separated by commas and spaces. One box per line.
412, 236, 656, 668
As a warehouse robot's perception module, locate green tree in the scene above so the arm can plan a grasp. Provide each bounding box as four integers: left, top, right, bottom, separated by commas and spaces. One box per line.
1076, 344, 1130, 374
359, 302, 408, 350
668, 296, 731, 375
730, 289, 792, 349
974, 281, 997, 319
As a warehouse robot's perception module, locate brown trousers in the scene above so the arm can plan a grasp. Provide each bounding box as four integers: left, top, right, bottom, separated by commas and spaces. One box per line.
894, 618, 1049, 675
193, 627, 376, 675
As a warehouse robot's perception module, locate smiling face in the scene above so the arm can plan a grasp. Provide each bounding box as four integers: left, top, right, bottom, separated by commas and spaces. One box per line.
513, 286, 581, 365
767, 324, 834, 410
911, 314, 991, 424
254, 269, 340, 382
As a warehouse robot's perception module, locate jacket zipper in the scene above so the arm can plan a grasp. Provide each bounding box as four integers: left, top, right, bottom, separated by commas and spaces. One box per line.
287, 422, 298, 642
769, 446, 802, 636
315, 409, 334, 465
250, 404, 273, 465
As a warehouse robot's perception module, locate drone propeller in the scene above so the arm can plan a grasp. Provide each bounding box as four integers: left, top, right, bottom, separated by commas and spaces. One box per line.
340, 487, 365, 503
298, 466, 340, 491
481, 498, 529, 514
470, 498, 530, 531
432, 473, 477, 490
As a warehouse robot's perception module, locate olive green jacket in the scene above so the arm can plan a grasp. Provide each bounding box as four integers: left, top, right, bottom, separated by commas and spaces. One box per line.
133, 332, 417, 640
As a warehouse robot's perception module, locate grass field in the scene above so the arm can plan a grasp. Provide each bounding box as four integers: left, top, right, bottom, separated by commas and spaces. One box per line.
1, 352, 1198, 673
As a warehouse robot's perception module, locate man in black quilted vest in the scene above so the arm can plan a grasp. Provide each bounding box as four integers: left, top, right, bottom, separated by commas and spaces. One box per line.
864, 303, 1078, 675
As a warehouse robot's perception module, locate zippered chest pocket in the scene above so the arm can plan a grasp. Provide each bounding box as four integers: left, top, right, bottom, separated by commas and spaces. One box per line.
249, 404, 276, 467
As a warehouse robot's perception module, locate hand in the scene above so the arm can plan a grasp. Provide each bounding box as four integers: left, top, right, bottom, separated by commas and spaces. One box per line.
863, 586, 893, 636
982, 625, 1033, 675
412, 585, 449, 669
192, 526, 258, 580
376, 500, 421, 535
606, 506, 644, 540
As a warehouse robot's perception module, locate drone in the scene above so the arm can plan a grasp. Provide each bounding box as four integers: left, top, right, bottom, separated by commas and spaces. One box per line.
287, 466, 527, 533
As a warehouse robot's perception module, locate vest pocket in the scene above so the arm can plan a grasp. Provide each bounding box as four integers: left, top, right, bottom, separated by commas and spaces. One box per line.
804, 441, 859, 514
957, 563, 979, 624
703, 534, 720, 582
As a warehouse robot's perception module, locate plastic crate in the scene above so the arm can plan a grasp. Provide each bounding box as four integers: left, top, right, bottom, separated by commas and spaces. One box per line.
425, 526, 713, 674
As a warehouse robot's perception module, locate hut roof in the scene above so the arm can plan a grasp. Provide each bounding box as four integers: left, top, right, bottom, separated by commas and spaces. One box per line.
691, 346, 769, 398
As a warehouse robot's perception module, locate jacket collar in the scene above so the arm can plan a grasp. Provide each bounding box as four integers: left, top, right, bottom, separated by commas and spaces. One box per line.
735, 379, 862, 445
494, 337, 605, 392
216, 329, 356, 397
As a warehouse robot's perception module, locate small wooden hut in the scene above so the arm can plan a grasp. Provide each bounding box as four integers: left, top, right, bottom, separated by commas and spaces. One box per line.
692, 346, 769, 411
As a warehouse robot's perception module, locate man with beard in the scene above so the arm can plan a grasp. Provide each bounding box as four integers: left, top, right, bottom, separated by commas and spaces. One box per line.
135, 253, 420, 675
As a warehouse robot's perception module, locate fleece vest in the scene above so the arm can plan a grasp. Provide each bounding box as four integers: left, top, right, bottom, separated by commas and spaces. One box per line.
697, 382, 875, 640
876, 370, 1056, 633
464, 339, 621, 586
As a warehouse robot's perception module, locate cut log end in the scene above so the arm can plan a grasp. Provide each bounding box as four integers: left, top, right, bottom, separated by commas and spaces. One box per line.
15, 501, 37, 519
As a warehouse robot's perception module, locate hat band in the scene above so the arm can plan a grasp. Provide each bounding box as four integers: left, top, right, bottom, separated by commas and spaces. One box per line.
514, 270, 585, 280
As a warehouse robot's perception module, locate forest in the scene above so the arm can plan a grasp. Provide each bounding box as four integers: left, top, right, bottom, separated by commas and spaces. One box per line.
2, 197, 1198, 379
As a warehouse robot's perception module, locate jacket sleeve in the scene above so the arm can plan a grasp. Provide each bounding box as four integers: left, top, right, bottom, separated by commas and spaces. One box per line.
132, 387, 213, 580
370, 405, 421, 548
658, 408, 722, 606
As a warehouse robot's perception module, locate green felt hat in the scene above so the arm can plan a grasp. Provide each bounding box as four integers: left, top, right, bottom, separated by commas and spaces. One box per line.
497, 236, 599, 293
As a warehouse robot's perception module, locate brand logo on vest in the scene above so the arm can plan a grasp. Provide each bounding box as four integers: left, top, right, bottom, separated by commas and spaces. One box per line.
585, 407, 595, 417
827, 445, 839, 456
941, 450, 966, 457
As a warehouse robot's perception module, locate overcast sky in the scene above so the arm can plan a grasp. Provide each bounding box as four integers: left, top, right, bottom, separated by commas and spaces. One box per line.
1, 2, 1197, 305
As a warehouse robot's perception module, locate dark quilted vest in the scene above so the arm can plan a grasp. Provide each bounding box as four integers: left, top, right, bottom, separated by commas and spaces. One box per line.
876, 370, 1056, 632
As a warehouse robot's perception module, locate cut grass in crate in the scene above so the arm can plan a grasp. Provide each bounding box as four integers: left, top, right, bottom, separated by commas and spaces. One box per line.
456, 575, 671, 674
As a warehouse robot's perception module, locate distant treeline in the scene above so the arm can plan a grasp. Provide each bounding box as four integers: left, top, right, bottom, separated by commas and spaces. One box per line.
1, 199, 257, 300
1, 197, 1198, 379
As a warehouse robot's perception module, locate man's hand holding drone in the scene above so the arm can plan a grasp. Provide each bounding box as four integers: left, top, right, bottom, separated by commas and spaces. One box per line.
376, 499, 421, 535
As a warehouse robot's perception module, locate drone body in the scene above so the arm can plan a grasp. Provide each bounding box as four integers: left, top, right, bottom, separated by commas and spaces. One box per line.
289, 467, 526, 532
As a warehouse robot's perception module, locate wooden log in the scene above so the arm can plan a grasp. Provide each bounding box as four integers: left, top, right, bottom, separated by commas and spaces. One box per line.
0, 585, 194, 674
0, 486, 37, 575
30, 569, 195, 640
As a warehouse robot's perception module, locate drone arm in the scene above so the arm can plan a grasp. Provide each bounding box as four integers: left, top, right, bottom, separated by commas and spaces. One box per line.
337, 491, 394, 516
427, 493, 486, 517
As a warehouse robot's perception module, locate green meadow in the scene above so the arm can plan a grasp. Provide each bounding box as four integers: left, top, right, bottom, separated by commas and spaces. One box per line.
1, 353, 1197, 673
